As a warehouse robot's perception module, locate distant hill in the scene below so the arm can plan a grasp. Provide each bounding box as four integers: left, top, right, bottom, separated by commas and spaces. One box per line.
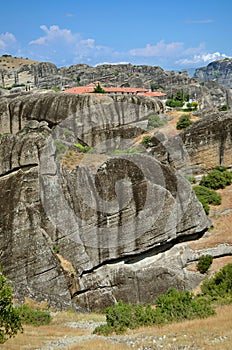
0, 55, 232, 112
194, 58, 232, 88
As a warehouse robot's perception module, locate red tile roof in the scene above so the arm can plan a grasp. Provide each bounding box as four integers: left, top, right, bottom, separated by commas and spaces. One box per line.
142, 92, 167, 97
64, 83, 166, 97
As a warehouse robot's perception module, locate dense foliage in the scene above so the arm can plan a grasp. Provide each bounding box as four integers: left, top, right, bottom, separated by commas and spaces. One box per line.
94, 263, 232, 335
166, 90, 189, 108
140, 135, 152, 147
0, 272, 23, 344
197, 255, 213, 274
176, 114, 192, 130
201, 263, 232, 303
193, 185, 221, 215
16, 304, 51, 327
147, 115, 167, 129
200, 167, 232, 190
94, 288, 215, 335
93, 83, 105, 93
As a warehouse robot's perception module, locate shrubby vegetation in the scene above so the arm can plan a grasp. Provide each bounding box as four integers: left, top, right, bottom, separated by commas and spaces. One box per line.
0, 271, 22, 343
166, 90, 189, 109
74, 143, 92, 153
94, 263, 232, 335
0, 270, 52, 344
200, 166, 232, 190
147, 115, 167, 129
94, 288, 215, 335
201, 263, 232, 304
16, 304, 51, 327
140, 135, 152, 148
197, 255, 213, 274
193, 185, 221, 215
218, 104, 229, 111
93, 83, 105, 93
176, 114, 192, 130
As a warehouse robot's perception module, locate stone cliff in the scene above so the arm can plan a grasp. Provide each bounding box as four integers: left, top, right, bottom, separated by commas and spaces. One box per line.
1, 56, 232, 111
194, 58, 232, 89
0, 91, 215, 311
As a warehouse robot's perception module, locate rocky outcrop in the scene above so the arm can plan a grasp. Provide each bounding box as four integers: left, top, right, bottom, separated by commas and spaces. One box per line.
0, 92, 211, 310
194, 58, 232, 89
180, 111, 232, 174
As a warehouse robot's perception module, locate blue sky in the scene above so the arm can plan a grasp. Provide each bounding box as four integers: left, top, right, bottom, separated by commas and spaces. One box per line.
0, 0, 231, 70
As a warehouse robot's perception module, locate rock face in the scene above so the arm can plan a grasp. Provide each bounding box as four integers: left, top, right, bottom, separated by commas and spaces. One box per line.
0, 92, 211, 310
194, 58, 232, 89
180, 111, 232, 174
1, 55, 232, 111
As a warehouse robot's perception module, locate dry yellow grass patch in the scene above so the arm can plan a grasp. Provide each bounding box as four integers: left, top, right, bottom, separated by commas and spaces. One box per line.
0, 325, 88, 350
69, 339, 132, 350
128, 304, 232, 350
191, 185, 232, 250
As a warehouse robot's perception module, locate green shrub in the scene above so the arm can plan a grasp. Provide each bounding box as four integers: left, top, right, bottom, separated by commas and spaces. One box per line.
193, 185, 221, 215
218, 104, 229, 111
94, 288, 215, 335
200, 169, 232, 190
201, 263, 232, 302
197, 255, 213, 274
0, 272, 23, 343
154, 288, 215, 322
166, 99, 184, 108
140, 135, 152, 147
147, 115, 167, 129
193, 185, 221, 205
74, 143, 92, 153
186, 176, 196, 184
55, 140, 67, 159
176, 114, 192, 130
53, 244, 59, 254
93, 323, 113, 336
93, 83, 105, 93
17, 304, 51, 326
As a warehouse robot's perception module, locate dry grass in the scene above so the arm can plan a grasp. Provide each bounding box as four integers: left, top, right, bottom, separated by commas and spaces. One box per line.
128, 304, 232, 350
69, 339, 132, 350
52, 310, 105, 325
2, 305, 231, 349
191, 185, 232, 250
0, 325, 88, 350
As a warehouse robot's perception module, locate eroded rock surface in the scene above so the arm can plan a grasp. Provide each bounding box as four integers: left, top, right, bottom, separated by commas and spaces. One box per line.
0, 92, 212, 310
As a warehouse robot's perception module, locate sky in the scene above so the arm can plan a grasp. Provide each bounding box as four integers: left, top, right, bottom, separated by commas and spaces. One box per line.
0, 0, 231, 71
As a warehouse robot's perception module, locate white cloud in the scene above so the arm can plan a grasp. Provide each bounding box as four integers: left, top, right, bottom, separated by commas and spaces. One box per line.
176, 52, 228, 66
29, 25, 79, 45
0, 32, 16, 49
129, 40, 183, 57
28, 25, 114, 64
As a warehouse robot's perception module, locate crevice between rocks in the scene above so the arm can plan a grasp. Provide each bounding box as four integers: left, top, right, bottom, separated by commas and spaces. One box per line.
79, 227, 208, 279
0, 163, 38, 178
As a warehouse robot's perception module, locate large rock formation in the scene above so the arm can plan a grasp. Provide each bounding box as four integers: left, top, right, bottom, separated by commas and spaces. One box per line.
194, 58, 232, 89
0, 92, 211, 310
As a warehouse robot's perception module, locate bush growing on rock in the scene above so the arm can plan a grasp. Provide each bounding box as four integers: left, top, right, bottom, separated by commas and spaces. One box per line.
140, 135, 152, 147
197, 255, 213, 274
